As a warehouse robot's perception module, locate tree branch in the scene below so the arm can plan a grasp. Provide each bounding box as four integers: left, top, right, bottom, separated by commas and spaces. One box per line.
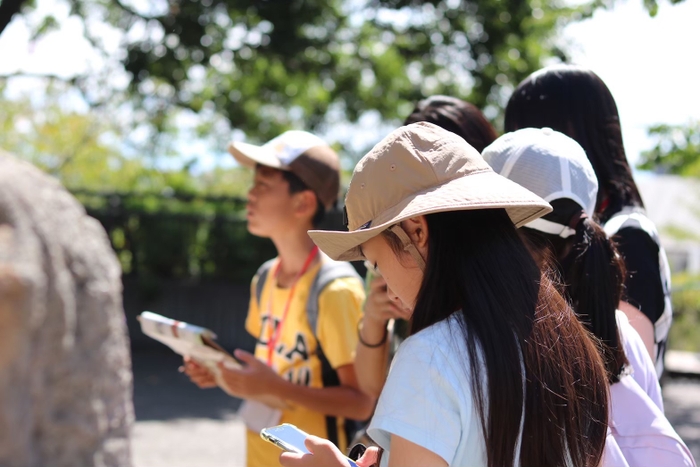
109, 0, 159, 21
0, 71, 89, 82
0, 72, 116, 109
0, 0, 29, 37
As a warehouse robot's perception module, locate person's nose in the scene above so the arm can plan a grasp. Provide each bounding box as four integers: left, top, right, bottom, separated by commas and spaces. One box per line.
386, 285, 402, 306
247, 186, 257, 203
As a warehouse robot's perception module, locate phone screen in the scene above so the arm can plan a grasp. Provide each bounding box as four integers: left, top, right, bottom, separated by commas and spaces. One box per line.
260, 424, 359, 467
261, 424, 311, 454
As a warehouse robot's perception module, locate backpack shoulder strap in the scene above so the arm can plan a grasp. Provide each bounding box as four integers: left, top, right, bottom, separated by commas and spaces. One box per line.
254, 258, 277, 308
307, 258, 364, 446
604, 207, 660, 246
306, 257, 361, 334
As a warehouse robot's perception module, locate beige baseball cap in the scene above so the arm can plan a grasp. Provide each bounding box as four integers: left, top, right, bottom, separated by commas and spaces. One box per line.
228, 130, 340, 210
308, 122, 552, 262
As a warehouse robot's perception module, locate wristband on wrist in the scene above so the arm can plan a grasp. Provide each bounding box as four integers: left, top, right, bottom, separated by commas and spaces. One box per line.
357, 319, 388, 348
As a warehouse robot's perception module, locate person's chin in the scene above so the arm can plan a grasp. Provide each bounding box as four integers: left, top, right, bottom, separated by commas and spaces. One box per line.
246, 222, 270, 239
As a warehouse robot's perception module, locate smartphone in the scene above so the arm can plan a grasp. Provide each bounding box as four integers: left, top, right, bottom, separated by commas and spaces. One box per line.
260, 423, 310, 454
260, 423, 359, 467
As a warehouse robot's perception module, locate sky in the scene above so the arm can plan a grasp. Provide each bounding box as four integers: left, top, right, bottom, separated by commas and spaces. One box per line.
0, 0, 699, 170
562, 0, 700, 166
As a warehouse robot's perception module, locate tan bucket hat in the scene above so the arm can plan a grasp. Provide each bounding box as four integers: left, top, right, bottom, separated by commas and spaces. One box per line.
308, 122, 552, 262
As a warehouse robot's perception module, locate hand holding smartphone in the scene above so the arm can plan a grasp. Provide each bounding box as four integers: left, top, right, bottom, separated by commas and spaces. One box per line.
260, 424, 359, 467
260, 423, 311, 454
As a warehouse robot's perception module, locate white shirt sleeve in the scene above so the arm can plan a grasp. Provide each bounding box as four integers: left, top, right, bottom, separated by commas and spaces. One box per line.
367, 328, 473, 466
616, 310, 664, 412
601, 428, 631, 467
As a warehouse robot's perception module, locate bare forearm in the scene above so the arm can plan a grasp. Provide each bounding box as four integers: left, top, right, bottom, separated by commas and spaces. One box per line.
270, 379, 374, 421
619, 300, 656, 363
355, 319, 391, 398
355, 343, 390, 399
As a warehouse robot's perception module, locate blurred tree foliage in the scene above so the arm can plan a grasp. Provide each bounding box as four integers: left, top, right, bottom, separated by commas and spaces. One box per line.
0, 85, 281, 282
111, 0, 581, 138
4, 0, 621, 148
668, 274, 700, 352
0, 84, 141, 190
638, 121, 700, 177
638, 122, 700, 352
642, 0, 687, 17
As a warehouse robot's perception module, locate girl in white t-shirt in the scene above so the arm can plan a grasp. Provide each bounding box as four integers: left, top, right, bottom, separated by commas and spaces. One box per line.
280, 122, 610, 467
483, 128, 694, 467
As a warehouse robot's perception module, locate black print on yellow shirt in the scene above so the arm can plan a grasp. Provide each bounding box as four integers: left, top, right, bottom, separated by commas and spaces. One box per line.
257, 315, 281, 346
284, 333, 310, 362
285, 366, 311, 386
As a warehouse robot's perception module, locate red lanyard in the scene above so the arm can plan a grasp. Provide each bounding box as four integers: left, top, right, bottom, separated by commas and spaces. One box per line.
265, 246, 319, 366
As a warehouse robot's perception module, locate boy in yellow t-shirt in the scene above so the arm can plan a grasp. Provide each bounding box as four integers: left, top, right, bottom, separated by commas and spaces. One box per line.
183, 131, 373, 467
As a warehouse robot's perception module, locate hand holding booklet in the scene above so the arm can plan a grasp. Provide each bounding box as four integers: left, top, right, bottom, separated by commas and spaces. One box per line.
137, 311, 288, 409
138, 311, 240, 370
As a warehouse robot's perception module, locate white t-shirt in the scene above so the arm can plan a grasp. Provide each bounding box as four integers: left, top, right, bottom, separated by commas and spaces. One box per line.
616, 310, 664, 411
367, 311, 675, 467
367, 314, 495, 467
603, 374, 695, 467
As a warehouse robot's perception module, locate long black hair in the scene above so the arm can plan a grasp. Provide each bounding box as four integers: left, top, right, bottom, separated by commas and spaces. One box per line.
384, 208, 608, 467
504, 65, 643, 223
521, 199, 629, 383
404, 95, 498, 153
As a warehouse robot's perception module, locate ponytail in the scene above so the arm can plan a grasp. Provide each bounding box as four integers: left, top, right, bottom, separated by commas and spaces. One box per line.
560, 214, 629, 383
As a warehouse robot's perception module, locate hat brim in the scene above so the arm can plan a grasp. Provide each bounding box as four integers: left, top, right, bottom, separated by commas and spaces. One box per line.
227, 141, 288, 170
309, 170, 552, 262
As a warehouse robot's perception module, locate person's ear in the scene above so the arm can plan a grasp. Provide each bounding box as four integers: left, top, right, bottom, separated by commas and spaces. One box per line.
401, 216, 429, 250
293, 190, 317, 219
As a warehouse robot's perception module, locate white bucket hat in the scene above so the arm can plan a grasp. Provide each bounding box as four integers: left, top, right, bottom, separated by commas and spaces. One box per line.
308, 122, 552, 262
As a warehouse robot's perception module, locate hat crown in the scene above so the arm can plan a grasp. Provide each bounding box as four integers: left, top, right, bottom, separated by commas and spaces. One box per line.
483, 127, 598, 216
262, 130, 329, 166
344, 122, 491, 231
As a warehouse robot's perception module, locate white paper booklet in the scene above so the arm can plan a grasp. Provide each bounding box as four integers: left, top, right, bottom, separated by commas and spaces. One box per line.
138, 311, 288, 409
138, 311, 240, 370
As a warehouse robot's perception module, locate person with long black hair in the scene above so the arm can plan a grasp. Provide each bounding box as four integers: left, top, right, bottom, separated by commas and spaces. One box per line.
280, 122, 609, 467
504, 65, 673, 377
483, 128, 694, 467
403, 95, 498, 152
356, 95, 498, 401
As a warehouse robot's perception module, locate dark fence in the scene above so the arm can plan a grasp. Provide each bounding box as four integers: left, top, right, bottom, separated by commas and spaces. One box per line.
74, 189, 346, 282
73, 189, 277, 283
123, 276, 255, 351
71, 189, 352, 350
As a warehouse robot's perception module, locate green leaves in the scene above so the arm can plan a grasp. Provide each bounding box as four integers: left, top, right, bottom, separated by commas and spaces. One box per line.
7, 0, 687, 160
7, 0, 690, 143
29, 14, 58, 41
638, 121, 700, 177
0, 83, 249, 196
669, 273, 700, 352
5, 0, 610, 147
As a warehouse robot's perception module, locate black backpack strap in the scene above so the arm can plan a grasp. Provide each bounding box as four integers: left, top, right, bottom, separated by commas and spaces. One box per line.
254, 258, 277, 308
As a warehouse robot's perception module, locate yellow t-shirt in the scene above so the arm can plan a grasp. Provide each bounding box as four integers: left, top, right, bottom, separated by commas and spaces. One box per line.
244, 258, 365, 467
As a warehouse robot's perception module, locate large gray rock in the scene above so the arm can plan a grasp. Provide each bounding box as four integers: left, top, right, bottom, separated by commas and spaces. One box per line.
0, 150, 134, 466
